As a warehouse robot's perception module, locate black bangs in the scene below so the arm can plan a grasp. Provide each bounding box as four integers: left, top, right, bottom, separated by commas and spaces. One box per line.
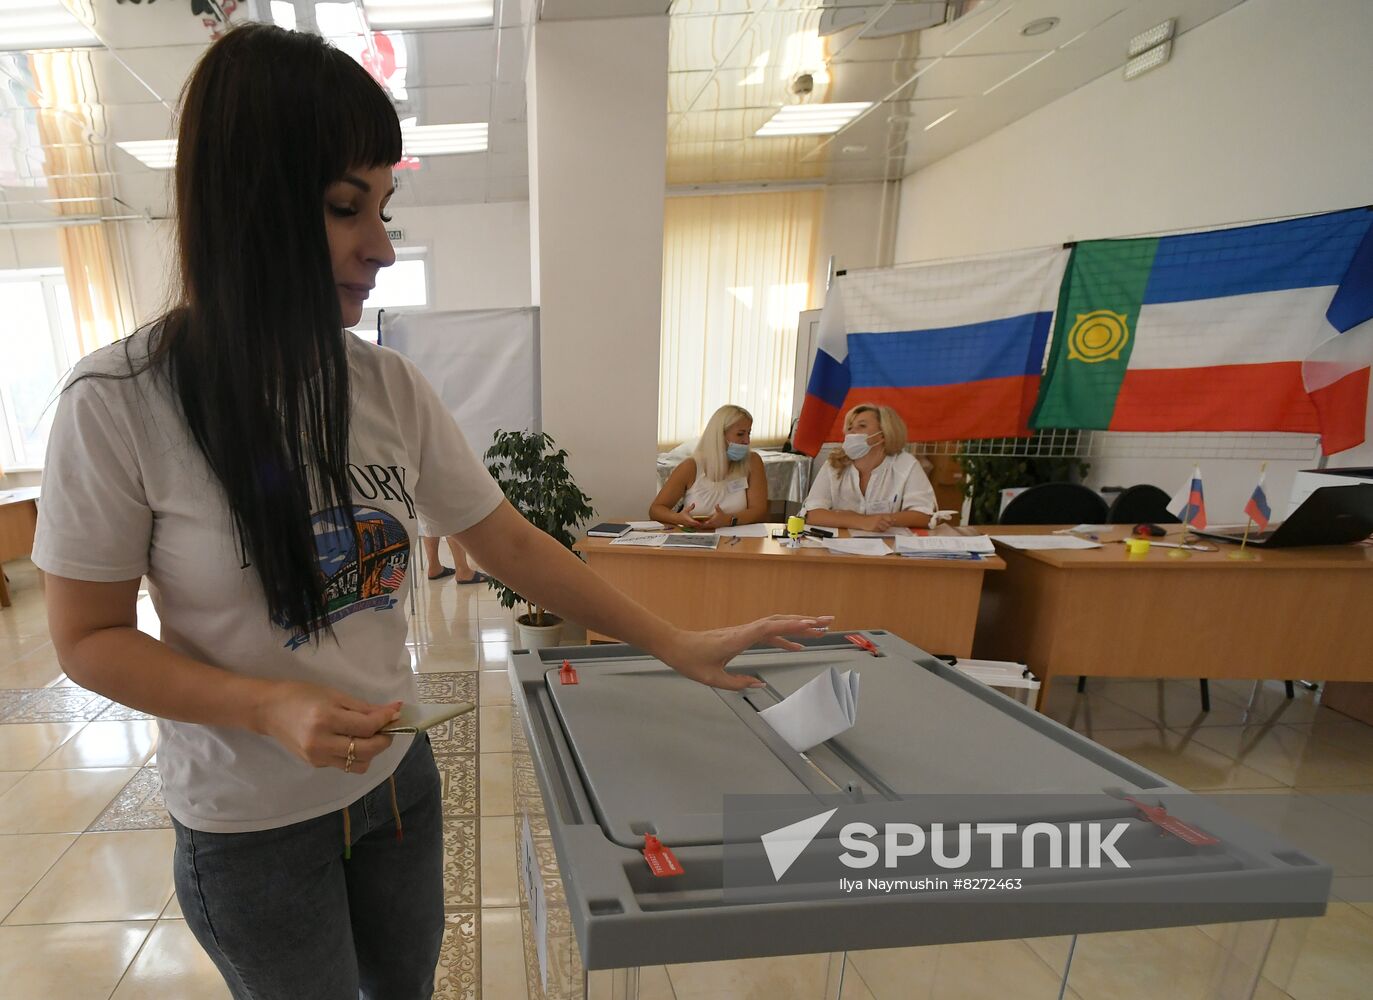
318, 49, 404, 178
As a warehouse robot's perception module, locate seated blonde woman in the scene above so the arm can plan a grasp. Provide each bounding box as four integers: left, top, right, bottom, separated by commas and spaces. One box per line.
651, 404, 770, 529
800, 403, 935, 531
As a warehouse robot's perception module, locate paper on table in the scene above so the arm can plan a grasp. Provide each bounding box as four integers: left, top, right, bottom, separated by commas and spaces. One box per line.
610, 533, 668, 547
626, 520, 666, 531
716, 523, 772, 537
894, 535, 996, 554
819, 537, 892, 557
988, 534, 1103, 550
757, 666, 861, 753
848, 527, 913, 537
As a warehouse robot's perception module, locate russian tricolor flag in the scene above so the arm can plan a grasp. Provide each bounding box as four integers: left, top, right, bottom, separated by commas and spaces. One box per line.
1168, 466, 1209, 530
1244, 471, 1272, 531
793, 248, 1069, 454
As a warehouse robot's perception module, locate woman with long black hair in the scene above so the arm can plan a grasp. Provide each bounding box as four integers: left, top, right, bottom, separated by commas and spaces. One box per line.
34, 24, 827, 999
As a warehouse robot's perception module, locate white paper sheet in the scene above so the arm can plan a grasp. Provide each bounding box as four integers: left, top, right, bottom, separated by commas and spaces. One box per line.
819, 537, 893, 557
627, 520, 666, 531
848, 527, 913, 537
610, 533, 668, 547
758, 666, 861, 752
716, 523, 772, 537
988, 534, 1103, 550
894, 535, 996, 554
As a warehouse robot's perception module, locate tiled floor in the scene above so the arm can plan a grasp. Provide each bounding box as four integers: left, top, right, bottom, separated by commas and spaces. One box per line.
3, 557, 1373, 998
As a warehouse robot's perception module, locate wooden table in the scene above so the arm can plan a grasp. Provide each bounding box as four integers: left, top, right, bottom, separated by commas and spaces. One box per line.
575, 529, 1005, 657
973, 524, 1373, 711
0, 487, 40, 607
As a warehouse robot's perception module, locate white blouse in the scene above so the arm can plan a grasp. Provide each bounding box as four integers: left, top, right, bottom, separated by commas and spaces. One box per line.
800, 452, 936, 518
682, 464, 749, 515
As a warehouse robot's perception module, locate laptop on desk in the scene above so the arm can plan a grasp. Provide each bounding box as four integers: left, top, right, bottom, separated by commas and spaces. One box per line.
1194, 485, 1373, 548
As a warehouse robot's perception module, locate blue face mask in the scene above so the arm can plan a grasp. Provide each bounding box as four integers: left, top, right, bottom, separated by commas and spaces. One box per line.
727, 442, 750, 462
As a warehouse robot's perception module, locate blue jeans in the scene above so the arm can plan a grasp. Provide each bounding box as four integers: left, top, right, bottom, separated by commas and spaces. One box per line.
172, 735, 445, 999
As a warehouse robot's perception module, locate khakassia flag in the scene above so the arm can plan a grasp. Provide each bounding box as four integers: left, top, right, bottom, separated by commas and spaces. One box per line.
1030, 209, 1373, 434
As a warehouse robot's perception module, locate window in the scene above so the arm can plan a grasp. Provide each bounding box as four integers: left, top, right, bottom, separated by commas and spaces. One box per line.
659, 191, 821, 448
350, 248, 431, 343
0, 269, 80, 471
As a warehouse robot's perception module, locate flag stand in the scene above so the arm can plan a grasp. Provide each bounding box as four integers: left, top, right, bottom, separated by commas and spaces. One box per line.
1228, 519, 1258, 561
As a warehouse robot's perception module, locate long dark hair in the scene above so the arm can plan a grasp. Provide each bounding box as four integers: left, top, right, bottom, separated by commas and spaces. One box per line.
113, 25, 400, 637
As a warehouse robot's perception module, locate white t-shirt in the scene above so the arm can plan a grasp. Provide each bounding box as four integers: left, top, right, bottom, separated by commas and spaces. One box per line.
33, 330, 505, 833
800, 452, 936, 518
682, 461, 749, 516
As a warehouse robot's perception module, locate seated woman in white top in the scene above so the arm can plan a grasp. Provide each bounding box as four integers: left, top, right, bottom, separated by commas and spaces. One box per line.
651, 404, 770, 529
801, 403, 936, 531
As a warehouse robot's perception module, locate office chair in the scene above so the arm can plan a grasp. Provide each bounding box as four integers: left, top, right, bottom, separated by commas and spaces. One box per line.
1107, 484, 1181, 525
998, 483, 1109, 526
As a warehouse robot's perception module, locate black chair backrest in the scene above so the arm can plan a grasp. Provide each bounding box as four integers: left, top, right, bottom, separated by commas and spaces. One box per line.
1107, 484, 1180, 524
998, 483, 1109, 525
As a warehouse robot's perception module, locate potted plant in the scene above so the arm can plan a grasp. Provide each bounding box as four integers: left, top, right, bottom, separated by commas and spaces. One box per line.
483, 429, 594, 649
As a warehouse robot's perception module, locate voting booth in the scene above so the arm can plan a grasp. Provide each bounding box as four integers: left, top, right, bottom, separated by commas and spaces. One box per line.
509, 632, 1331, 999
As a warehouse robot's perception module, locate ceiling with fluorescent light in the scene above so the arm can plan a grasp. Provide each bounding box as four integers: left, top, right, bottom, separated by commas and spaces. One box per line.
0, 0, 526, 227
665, 0, 1247, 187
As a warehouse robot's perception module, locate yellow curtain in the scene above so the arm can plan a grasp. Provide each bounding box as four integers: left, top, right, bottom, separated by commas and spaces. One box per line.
659, 190, 822, 448
30, 49, 136, 356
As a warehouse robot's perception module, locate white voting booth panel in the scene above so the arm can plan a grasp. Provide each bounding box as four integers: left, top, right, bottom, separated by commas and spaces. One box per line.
380, 308, 540, 462
510, 632, 1329, 1000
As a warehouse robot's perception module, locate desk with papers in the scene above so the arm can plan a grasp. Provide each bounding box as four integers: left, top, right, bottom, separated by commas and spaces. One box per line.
974, 524, 1373, 710
575, 526, 1004, 657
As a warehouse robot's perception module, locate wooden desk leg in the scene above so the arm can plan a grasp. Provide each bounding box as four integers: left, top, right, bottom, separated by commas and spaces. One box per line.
1034, 671, 1052, 713
0, 567, 10, 608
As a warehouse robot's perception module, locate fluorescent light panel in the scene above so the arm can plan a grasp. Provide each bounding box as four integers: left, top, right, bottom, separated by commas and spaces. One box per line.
923, 109, 957, 131
0, 0, 99, 51
116, 140, 176, 170
362, 0, 493, 28
1123, 39, 1171, 81
401, 122, 487, 155
1128, 18, 1175, 58
755, 102, 872, 137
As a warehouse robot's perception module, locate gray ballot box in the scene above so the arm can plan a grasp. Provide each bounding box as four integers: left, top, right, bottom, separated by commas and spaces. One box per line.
508, 631, 1330, 999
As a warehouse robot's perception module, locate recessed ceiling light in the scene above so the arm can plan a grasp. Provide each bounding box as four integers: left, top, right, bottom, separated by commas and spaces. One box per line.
361, 0, 493, 28
401, 122, 488, 155
755, 102, 872, 137
1128, 18, 1175, 57
116, 140, 176, 170
1123, 39, 1171, 80
1020, 17, 1059, 37
0, 0, 100, 51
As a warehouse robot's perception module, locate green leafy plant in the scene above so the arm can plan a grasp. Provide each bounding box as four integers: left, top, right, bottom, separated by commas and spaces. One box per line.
957, 435, 1091, 526
482, 430, 594, 626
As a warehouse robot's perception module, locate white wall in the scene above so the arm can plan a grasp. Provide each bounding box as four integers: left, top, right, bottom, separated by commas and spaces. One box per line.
0, 228, 62, 271
527, 15, 667, 521
812, 181, 893, 294
893, 0, 1373, 513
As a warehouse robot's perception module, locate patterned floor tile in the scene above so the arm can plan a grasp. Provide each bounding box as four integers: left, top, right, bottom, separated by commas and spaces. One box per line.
1, 688, 111, 724
418, 672, 479, 704
436, 753, 478, 818
433, 909, 479, 1000
97, 702, 154, 722
443, 817, 479, 909
89, 767, 171, 832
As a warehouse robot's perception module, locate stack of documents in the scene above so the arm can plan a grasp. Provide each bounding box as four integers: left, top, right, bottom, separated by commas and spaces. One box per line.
716, 523, 772, 538
819, 537, 893, 557
893, 535, 996, 558
610, 533, 668, 547
758, 666, 861, 752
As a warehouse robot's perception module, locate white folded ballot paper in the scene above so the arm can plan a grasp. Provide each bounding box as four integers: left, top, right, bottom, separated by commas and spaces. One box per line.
757, 666, 861, 753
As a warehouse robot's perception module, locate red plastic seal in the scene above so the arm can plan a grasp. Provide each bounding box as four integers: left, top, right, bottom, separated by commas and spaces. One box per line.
559, 661, 579, 685
642, 834, 685, 877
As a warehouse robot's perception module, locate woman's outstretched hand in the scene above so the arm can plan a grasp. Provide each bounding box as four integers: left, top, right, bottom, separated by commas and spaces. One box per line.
660, 615, 835, 690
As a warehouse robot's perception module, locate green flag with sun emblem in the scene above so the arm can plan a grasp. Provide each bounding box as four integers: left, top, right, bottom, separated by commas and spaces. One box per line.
1030, 239, 1155, 429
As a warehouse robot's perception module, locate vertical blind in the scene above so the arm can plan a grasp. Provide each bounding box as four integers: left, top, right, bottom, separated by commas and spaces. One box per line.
658, 190, 821, 448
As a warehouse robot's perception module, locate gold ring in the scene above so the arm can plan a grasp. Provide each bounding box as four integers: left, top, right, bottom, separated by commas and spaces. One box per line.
345, 738, 356, 773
